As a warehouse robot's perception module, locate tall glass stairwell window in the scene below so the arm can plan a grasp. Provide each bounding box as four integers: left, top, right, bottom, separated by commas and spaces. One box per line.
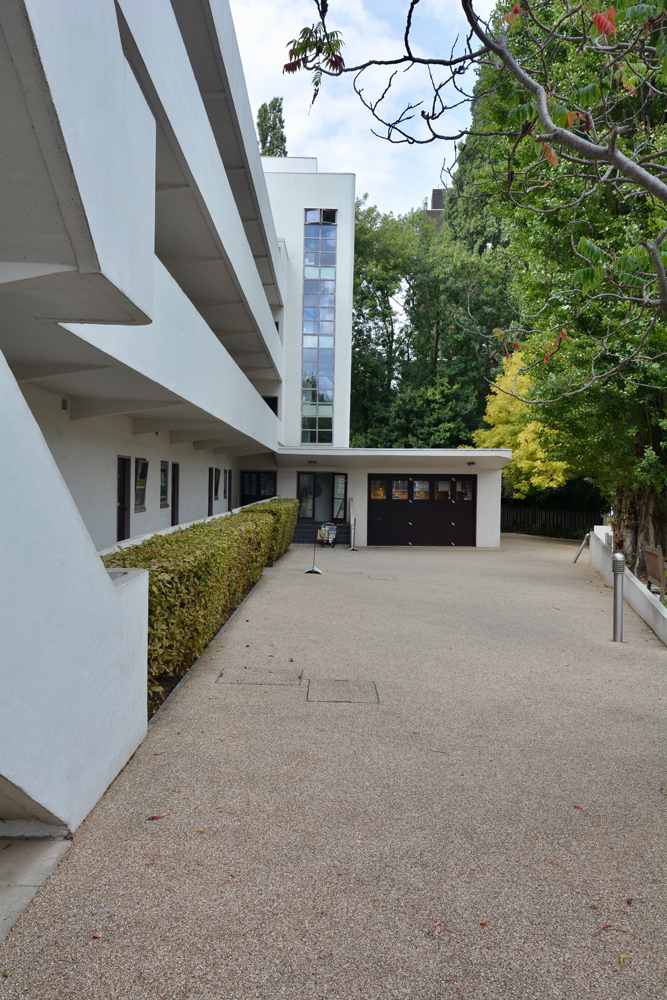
301, 208, 336, 443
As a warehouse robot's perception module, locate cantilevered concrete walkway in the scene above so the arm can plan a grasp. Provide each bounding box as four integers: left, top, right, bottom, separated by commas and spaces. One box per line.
1, 537, 665, 999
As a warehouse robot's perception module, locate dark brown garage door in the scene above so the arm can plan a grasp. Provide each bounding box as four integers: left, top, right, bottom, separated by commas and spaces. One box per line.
367, 475, 476, 546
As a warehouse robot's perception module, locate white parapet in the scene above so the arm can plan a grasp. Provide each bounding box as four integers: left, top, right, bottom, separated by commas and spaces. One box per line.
0, 352, 148, 834
590, 526, 667, 647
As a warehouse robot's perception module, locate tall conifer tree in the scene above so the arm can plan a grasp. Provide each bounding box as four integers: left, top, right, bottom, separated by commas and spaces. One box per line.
256, 97, 287, 156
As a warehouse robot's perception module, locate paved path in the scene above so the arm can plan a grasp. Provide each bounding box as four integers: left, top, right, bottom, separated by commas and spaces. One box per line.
1, 536, 665, 999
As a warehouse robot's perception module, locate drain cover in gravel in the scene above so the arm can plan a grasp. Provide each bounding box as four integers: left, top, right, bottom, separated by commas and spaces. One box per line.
216, 667, 303, 686
306, 679, 379, 703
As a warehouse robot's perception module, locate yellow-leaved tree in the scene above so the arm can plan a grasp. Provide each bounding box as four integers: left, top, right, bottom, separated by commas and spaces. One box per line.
472, 354, 568, 498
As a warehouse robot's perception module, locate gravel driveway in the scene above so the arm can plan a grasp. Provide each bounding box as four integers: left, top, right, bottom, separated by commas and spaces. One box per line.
1, 535, 664, 999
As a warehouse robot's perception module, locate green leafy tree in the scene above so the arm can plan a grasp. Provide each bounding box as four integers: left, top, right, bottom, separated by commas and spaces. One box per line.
285, 0, 667, 389
351, 199, 513, 448
256, 97, 287, 156
286, 0, 667, 566
351, 199, 410, 442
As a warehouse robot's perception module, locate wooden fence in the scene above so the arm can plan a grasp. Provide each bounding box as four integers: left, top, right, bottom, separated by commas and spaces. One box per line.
501, 507, 605, 537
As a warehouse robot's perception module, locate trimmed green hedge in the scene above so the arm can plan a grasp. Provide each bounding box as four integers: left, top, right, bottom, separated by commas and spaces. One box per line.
102, 498, 298, 697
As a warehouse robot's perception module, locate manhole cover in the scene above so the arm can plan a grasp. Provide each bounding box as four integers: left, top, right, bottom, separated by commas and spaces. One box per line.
367, 574, 397, 581
216, 667, 303, 686
306, 679, 379, 703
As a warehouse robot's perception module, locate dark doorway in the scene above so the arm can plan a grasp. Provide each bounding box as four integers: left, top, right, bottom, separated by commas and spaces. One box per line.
240, 470, 277, 507
297, 472, 347, 523
116, 456, 131, 542
367, 474, 476, 546
171, 463, 180, 526
208, 467, 214, 516
227, 470, 232, 511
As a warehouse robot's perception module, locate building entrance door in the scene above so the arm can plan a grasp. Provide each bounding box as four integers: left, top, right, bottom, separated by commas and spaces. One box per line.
297, 472, 347, 523
116, 456, 131, 542
367, 474, 476, 546
171, 463, 180, 526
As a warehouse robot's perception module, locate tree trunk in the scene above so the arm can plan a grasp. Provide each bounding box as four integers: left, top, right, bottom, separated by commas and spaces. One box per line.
613, 486, 667, 579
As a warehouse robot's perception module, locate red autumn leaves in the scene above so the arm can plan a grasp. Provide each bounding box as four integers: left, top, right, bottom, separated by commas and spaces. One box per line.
506, 3, 615, 36
541, 143, 559, 168
504, 3, 524, 25
593, 6, 616, 38
506, 2, 615, 37
544, 329, 568, 363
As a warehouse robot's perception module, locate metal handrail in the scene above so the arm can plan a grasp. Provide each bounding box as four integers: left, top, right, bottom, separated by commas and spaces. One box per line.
572, 532, 590, 563
348, 498, 358, 551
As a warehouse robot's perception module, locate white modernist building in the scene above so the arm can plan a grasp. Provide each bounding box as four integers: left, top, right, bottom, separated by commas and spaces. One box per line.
0, 0, 510, 834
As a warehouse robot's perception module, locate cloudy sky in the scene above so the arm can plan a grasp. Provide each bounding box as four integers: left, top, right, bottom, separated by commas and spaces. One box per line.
229, 0, 495, 216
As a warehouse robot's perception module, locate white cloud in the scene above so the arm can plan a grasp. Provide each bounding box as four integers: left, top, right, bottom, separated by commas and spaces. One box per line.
229, 0, 482, 214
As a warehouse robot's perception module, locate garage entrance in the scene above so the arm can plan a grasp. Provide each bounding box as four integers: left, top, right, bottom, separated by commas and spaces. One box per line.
367, 475, 476, 546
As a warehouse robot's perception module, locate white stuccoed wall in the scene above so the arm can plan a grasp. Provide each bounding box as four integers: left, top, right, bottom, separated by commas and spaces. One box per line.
0, 352, 149, 832
276, 465, 503, 547
18, 0, 156, 318
476, 469, 502, 547
263, 164, 355, 449
22, 383, 239, 550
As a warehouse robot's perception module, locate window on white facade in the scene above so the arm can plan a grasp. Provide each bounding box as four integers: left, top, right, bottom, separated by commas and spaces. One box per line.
302, 208, 337, 444
134, 458, 149, 512
160, 461, 169, 507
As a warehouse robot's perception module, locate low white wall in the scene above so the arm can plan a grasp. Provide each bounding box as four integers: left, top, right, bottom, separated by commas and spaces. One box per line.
0, 353, 149, 832
97, 499, 267, 557
590, 526, 667, 647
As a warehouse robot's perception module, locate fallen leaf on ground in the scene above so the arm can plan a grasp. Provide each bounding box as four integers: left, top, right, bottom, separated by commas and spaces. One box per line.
288, 658, 294, 662
627, 898, 633, 905
593, 924, 611, 937
433, 922, 446, 937
146, 861, 155, 866
547, 859, 555, 863
92, 931, 102, 939
619, 954, 631, 966
196, 828, 206, 833
147, 813, 169, 821
443, 978, 455, 982
479, 922, 487, 926
589, 904, 599, 910
573, 805, 584, 811
2, 845, 11, 850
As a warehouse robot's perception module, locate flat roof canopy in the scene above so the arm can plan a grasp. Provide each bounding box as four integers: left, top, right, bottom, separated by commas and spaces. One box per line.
275, 447, 512, 471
